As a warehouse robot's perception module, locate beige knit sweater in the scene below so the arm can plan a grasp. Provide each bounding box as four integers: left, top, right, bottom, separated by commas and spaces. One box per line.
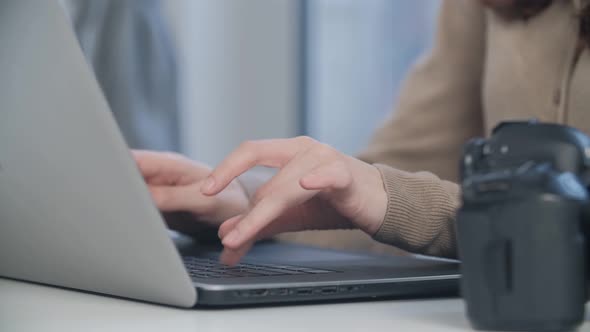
279, 0, 590, 258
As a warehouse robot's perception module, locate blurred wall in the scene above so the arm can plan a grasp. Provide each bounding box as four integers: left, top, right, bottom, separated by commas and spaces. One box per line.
164, 1, 300, 165
63, 0, 181, 151
305, 0, 439, 155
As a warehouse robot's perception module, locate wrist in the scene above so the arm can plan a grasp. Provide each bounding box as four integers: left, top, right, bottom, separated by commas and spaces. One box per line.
362, 164, 388, 236
343, 158, 387, 236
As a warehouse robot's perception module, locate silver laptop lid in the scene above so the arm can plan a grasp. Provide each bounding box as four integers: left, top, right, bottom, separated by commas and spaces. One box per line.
0, 0, 196, 307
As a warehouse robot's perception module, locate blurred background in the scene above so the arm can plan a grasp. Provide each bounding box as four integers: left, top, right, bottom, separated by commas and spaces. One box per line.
63, 0, 439, 165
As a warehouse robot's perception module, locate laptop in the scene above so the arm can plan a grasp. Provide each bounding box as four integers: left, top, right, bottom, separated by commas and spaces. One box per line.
0, 0, 460, 307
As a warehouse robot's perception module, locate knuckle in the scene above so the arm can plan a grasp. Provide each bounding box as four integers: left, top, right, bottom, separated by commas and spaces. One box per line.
163, 151, 186, 162
294, 135, 316, 146
233, 223, 248, 238
311, 143, 338, 160
330, 159, 348, 173
238, 140, 258, 151
153, 189, 169, 207
237, 141, 259, 162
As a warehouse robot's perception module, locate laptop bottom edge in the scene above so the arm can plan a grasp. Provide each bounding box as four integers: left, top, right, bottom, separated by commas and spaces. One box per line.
194, 278, 460, 307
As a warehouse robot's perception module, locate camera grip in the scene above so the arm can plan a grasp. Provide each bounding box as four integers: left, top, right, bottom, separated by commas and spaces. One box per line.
457, 197, 586, 331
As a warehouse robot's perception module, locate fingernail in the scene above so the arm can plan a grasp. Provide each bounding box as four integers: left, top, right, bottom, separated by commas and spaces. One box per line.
220, 250, 237, 266
201, 177, 215, 194
220, 250, 230, 265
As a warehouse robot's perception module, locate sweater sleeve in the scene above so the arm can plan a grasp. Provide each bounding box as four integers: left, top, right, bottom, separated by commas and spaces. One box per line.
357, 0, 487, 183
372, 164, 461, 258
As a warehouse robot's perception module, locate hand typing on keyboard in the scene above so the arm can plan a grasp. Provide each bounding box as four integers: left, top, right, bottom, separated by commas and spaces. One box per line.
133, 137, 387, 266
133, 150, 250, 228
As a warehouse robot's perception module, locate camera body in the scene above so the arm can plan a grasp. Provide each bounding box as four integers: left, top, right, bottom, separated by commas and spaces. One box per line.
457, 121, 590, 331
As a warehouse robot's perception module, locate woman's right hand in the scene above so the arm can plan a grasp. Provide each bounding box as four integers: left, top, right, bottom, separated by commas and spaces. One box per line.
132, 150, 251, 227
202, 137, 388, 265
133, 138, 389, 267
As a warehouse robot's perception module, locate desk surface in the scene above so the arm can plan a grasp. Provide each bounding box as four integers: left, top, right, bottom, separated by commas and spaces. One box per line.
1, 278, 589, 332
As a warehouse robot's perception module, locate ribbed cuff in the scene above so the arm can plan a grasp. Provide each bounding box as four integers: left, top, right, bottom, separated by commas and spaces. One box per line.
371, 164, 459, 258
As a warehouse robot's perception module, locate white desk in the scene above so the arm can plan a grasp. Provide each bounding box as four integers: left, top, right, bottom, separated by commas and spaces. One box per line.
1, 278, 589, 332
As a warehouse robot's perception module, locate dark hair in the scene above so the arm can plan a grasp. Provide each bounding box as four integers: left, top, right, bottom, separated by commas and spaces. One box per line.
482, 0, 552, 19
483, 0, 590, 46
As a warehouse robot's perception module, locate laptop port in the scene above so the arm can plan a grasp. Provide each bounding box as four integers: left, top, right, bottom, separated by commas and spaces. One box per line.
296, 288, 313, 295
339, 285, 360, 293
248, 289, 268, 297
320, 287, 337, 294
269, 288, 289, 296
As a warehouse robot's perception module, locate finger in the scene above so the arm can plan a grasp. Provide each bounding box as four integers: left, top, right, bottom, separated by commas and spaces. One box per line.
220, 198, 283, 250
221, 189, 317, 250
218, 211, 307, 265
133, 150, 186, 180
220, 241, 254, 266
133, 150, 208, 185
299, 161, 352, 192
149, 184, 214, 213
202, 137, 314, 196
218, 214, 243, 239
221, 214, 290, 238
219, 148, 327, 248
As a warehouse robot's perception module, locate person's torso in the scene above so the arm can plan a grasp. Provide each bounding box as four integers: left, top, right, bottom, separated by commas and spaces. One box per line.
483, 0, 590, 135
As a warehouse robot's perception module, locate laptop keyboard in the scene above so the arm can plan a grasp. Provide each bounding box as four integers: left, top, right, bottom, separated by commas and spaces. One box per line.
182, 256, 338, 279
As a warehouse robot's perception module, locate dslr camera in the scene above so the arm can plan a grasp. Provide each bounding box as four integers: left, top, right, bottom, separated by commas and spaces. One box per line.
457, 121, 590, 331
